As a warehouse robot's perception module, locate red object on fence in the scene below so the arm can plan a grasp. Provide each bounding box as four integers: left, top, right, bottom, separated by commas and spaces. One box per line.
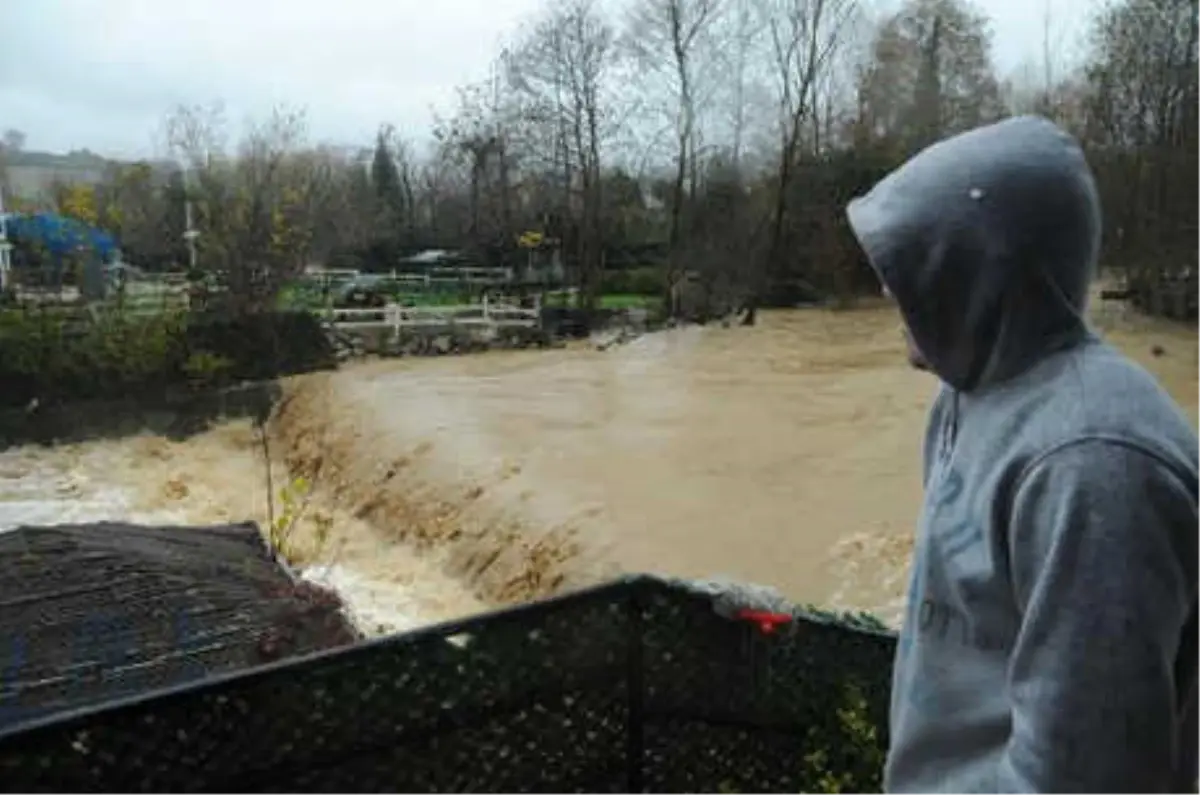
735, 609, 793, 635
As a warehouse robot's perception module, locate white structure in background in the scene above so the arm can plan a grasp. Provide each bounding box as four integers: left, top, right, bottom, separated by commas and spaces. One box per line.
183, 196, 199, 271
0, 187, 11, 292
176, 157, 199, 272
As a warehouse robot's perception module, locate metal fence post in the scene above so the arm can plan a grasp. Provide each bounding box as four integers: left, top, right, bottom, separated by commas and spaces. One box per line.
626, 584, 645, 793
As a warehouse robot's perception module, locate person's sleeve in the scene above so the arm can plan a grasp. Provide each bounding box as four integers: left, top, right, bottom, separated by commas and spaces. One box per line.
999, 439, 1197, 793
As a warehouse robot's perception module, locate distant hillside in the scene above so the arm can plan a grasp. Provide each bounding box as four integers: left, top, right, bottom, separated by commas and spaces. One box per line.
3, 148, 111, 171
2, 148, 181, 203
0, 148, 112, 201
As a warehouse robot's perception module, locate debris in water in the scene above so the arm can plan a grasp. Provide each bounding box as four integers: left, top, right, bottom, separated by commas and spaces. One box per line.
163, 477, 190, 500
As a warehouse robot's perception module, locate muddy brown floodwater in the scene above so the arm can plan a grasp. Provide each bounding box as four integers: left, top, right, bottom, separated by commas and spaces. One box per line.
1, 300, 1191, 634
267, 301, 1197, 627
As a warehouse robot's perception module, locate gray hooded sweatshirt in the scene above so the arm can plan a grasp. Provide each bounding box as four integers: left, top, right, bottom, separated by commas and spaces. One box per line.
846, 115, 1199, 793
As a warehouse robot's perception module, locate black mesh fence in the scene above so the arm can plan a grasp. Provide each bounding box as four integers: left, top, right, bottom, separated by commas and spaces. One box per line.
0, 575, 896, 793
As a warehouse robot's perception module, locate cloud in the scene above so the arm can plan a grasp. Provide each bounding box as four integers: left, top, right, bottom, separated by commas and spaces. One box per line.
0, 0, 1096, 160
0, 0, 544, 158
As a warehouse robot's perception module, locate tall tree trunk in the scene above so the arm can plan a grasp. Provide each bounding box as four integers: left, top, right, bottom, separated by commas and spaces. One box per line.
666, 2, 694, 320
497, 140, 513, 243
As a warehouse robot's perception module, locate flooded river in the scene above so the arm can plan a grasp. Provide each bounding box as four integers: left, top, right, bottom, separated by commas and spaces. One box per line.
1, 303, 1195, 633
0, 424, 485, 636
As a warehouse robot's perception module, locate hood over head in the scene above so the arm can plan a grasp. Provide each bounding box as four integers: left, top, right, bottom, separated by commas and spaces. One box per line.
846, 115, 1102, 392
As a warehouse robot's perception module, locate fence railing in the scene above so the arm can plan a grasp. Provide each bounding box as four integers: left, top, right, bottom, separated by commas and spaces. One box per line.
0, 575, 895, 793
304, 267, 516, 290
104, 282, 190, 317
394, 266, 515, 286
325, 295, 541, 334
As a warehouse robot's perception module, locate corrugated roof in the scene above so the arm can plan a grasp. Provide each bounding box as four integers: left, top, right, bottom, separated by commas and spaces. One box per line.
0, 522, 357, 731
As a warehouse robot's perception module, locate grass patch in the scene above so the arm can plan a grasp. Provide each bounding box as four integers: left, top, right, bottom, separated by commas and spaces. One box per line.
277, 283, 478, 311
599, 293, 660, 310
281, 279, 661, 314
541, 292, 660, 311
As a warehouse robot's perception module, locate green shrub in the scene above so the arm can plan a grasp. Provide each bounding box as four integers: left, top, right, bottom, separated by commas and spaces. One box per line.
267, 475, 333, 565
183, 310, 336, 381
799, 681, 886, 793
601, 265, 665, 296
0, 307, 336, 409
182, 350, 234, 389
0, 307, 188, 407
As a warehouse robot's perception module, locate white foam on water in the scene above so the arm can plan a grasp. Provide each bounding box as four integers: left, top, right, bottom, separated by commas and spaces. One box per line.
301, 564, 443, 637
0, 426, 486, 640
0, 450, 129, 530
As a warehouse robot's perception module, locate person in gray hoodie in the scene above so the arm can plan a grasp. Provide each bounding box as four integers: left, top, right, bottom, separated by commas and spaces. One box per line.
846, 115, 1198, 793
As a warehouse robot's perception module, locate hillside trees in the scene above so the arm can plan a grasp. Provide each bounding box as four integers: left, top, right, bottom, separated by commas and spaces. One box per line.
1080, 0, 1197, 282
11, 0, 1194, 319
855, 0, 1004, 155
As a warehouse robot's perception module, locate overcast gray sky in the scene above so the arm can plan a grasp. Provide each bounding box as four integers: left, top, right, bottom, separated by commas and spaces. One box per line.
0, 0, 1097, 160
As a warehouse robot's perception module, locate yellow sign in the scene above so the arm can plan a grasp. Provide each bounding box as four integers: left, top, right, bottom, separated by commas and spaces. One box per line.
517, 231, 544, 249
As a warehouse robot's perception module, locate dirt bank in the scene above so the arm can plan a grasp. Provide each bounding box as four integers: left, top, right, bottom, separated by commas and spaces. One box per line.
270, 372, 613, 606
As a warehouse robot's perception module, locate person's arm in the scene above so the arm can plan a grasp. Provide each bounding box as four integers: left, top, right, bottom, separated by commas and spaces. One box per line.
1000, 439, 1196, 792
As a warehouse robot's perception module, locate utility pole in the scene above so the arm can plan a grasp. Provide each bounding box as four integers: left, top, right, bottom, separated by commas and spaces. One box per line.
0, 184, 10, 293
179, 159, 199, 272
184, 199, 199, 272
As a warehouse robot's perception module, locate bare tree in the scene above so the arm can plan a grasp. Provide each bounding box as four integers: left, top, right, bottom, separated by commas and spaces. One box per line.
508, 0, 616, 307
1000, 0, 1083, 123
759, 0, 859, 302
164, 102, 228, 175
163, 104, 318, 312
1082, 0, 1197, 295
856, 0, 1004, 152
626, 0, 723, 316
707, 0, 776, 173
393, 137, 418, 242
434, 63, 525, 255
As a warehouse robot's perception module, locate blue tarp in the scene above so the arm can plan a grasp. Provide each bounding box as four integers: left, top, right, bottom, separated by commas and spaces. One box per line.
2, 212, 118, 262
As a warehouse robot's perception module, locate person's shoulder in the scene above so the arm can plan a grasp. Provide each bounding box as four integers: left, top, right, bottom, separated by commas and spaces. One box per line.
1051, 339, 1196, 465
960, 341, 1195, 532
1066, 339, 1185, 412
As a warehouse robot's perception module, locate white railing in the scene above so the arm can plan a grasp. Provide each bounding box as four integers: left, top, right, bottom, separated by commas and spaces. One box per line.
325, 294, 540, 334
101, 279, 190, 315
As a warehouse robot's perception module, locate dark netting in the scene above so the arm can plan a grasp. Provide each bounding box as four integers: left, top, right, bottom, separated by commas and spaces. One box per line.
638, 583, 894, 793
0, 522, 356, 729
0, 576, 897, 793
